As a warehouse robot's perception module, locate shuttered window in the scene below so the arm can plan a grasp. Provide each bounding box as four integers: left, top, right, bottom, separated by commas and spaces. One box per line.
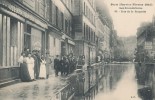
52, 4, 56, 25
0, 14, 23, 66
56, 7, 58, 27
61, 12, 64, 30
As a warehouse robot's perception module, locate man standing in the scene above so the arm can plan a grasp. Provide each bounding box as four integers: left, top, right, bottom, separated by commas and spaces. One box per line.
54, 55, 60, 76
32, 50, 38, 79
35, 50, 41, 79
45, 52, 52, 79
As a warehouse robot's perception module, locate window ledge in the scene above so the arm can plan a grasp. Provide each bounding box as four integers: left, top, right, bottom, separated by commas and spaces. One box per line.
0, 66, 20, 69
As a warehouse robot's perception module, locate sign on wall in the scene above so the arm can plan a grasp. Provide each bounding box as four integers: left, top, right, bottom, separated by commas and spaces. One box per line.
145, 42, 152, 49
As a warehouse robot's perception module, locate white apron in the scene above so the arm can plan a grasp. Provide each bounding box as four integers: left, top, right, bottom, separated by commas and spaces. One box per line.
39, 59, 46, 78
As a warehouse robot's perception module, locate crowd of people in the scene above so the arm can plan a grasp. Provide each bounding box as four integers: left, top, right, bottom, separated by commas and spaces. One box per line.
18, 48, 85, 82
54, 53, 78, 76
18, 49, 51, 82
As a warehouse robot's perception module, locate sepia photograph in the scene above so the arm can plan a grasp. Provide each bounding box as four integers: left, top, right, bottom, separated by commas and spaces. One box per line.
0, 0, 155, 100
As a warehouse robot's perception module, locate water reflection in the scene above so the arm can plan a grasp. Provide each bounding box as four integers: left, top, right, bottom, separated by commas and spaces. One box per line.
95, 63, 141, 100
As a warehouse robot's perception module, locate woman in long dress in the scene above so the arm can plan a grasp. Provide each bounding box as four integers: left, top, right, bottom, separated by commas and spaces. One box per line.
18, 52, 27, 81
25, 53, 35, 81
39, 56, 47, 79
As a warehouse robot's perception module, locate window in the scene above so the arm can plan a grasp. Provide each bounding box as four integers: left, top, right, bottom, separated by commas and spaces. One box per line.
49, 0, 53, 23
46, 0, 50, 21
0, 14, 24, 66
94, 32, 96, 42
84, 2, 85, 14
65, 19, 68, 33
71, 0, 73, 12
86, 25, 88, 40
22, 0, 35, 11
68, 20, 71, 35
88, 27, 90, 41
90, 29, 92, 41
91, 30, 93, 42
61, 12, 64, 30
39, 0, 45, 17
54, 38, 56, 47
84, 23, 86, 39
10, 18, 18, 46
24, 24, 31, 50
35, 0, 45, 17
94, 16, 95, 25
56, 7, 58, 27
88, 9, 90, 19
52, 3, 56, 25
86, 6, 88, 17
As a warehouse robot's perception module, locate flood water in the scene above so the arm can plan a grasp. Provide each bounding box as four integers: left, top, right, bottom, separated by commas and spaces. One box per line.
0, 63, 152, 100
95, 63, 142, 100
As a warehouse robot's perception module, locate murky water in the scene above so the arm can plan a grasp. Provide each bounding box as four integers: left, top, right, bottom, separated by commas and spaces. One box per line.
0, 63, 153, 100
95, 63, 142, 100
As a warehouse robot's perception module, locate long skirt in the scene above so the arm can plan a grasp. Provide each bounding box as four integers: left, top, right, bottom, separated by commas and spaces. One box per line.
20, 63, 31, 82
46, 64, 50, 75
39, 64, 46, 78
27, 63, 34, 80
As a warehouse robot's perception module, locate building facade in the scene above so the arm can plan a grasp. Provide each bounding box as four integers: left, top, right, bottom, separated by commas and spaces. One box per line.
96, 14, 111, 62
0, 0, 113, 87
71, 0, 97, 66
46, 0, 75, 60
0, 0, 75, 86
136, 17, 155, 63
0, 0, 48, 86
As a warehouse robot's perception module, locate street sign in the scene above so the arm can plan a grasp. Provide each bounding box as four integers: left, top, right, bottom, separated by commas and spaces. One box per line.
145, 42, 152, 49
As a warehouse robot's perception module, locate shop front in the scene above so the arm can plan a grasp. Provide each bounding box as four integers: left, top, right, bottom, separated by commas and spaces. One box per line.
24, 22, 46, 55
61, 35, 75, 56
84, 43, 96, 66
0, 13, 24, 87
0, 0, 47, 86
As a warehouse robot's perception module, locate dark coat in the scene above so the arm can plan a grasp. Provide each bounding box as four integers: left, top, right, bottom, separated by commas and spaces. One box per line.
54, 58, 60, 71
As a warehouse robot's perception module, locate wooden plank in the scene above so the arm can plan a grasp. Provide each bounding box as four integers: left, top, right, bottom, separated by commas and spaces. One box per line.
6, 17, 10, 66
0, 14, 3, 66
2, 16, 7, 66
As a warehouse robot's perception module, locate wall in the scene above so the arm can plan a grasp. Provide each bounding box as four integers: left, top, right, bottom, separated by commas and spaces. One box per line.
18, 0, 46, 18
49, 34, 61, 57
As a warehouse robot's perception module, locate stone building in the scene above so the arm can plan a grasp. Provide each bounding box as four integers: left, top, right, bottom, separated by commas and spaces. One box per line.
0, 0, 113, 87
0, 0, 48, 86
46, 0, 75, 57
71, 0, 97, 66
136, 16, 155, 63
0, 0, 75, 86
95, 13, 111, 60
